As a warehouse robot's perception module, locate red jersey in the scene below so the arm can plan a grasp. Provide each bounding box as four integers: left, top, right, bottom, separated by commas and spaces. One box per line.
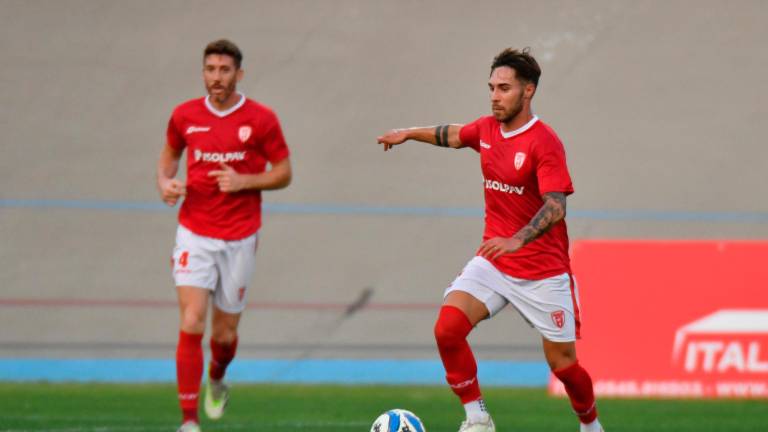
166, 94, 290, 240
459, 115, 574, 280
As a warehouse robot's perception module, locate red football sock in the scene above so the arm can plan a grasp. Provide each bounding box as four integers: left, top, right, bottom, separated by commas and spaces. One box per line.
176, 331, 203, 424
434, 305, 482, 403
209, 336, 238, 381
553, 361, 598, 424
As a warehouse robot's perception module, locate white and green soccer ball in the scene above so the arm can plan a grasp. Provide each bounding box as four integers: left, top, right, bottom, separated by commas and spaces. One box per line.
370, 408, 425, 432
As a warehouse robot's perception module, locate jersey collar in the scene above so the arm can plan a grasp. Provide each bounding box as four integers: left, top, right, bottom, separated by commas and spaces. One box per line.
204, 92, 246, 118
499, 115, 539, 139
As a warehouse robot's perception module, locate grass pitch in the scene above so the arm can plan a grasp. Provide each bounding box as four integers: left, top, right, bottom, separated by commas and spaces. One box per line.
0, 383, 764, 431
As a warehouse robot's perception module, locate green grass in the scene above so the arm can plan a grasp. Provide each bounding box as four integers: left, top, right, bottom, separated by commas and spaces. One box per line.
0, 383, 765, 431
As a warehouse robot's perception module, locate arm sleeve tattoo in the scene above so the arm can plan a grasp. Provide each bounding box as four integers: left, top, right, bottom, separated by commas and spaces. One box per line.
512, 192, 567, 246
434, 125, 450, 147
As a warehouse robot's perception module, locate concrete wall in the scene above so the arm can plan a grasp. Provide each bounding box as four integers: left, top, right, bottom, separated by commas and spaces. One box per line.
1, 1, 767, 361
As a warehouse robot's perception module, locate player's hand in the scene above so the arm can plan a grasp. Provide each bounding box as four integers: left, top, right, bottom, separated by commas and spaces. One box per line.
477, 236, 523, 261
208, 162, 245, 193
377, 129, 409, 151
158, 177, 186, 207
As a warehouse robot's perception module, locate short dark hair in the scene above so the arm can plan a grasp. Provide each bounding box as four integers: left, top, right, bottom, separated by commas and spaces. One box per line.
491, 47, 541, 86
203, 39, 243, 69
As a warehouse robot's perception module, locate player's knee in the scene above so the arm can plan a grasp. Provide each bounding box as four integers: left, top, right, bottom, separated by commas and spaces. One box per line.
547, 357, 574, 371
434, 317, 465, 349
545, 349, 577, 371
211, 328, 237, 346
180, 310, 206, 334
434, 306, 473, 349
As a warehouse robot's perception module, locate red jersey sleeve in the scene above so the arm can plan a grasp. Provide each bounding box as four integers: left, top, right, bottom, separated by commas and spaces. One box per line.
257, 111, 290, 163
459, 118, 483, 152
166, 112, 186, 150
534, 135, 574, 196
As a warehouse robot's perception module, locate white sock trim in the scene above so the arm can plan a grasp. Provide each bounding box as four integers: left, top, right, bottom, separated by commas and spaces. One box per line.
464, 399, 489, 422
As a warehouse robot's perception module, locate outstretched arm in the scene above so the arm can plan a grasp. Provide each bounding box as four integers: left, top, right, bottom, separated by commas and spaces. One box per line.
477, 192, 567, 260
377, 124, 465, 151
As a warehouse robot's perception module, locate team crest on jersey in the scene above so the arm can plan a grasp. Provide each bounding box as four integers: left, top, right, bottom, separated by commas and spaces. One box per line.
551, 310, 565, 329
514, 152, 526, 170
238, 125, 252, 143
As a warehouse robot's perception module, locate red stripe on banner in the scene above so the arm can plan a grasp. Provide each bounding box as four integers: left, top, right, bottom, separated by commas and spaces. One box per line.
0, 297, 437, 311
569, 273, 582, 339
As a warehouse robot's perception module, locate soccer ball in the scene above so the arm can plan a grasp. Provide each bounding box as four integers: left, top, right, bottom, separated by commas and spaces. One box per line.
370, 408, 425, 432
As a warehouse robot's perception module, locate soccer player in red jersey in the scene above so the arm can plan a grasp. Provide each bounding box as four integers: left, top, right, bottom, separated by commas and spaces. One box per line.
157, 40, 292, 432
377, 48, 604, 432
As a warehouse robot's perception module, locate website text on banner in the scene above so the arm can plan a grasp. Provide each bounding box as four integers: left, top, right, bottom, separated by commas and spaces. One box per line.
549, 240, 768, 398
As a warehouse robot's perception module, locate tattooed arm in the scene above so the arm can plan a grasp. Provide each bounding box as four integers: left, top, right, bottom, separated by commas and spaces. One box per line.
376, 124, 465, 151
477, 192, 567, 260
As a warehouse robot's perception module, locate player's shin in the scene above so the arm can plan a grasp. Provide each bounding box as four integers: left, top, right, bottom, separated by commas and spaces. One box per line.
177, 331, 204, 424
553, 361, 598, 424
435, 306, 484, 406
209, 336, 238, 380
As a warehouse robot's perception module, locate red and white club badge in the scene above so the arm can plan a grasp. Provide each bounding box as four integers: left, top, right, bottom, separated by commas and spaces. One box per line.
551, 310, 565, 328
238, 125, 252, 143
514, 152, 526, 170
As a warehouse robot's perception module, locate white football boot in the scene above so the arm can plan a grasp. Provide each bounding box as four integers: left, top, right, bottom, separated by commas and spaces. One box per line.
204, 378, 230, 420
458, 415, 496, 432
176, 421, 201, 432
580, 419, 604, 432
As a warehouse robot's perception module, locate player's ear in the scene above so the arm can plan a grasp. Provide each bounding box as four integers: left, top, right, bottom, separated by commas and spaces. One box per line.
524, 82, 536, 99
236, 68, 244, 83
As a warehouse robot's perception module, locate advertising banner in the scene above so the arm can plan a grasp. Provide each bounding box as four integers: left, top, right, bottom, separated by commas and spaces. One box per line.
549, 240, 768, 397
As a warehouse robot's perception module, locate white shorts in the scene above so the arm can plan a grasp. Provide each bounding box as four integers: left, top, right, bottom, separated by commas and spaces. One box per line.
172, 225, 258, 314
444, 256, 581, 342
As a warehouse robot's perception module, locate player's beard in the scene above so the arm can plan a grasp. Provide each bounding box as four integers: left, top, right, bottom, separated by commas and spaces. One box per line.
494, 95, 524, 124
208, 80, 237, 104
